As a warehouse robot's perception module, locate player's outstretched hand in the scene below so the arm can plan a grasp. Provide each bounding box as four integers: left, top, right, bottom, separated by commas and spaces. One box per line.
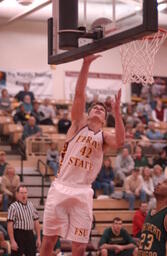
111, 89, 121, 116
84, 54, 101, 64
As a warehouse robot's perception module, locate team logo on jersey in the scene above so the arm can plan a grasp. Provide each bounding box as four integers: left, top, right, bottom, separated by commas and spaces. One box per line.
76, 135, 100, 149
142, 223, 161, 241
74, 227, 88, 237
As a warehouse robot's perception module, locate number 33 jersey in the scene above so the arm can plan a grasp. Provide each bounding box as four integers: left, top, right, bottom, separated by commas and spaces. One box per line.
57, 125, 104, 186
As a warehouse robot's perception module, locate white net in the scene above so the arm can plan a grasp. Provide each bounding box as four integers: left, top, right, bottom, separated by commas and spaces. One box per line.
120, 29, 167, 85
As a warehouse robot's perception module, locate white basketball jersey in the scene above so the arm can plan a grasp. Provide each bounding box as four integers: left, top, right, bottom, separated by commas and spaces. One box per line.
57, 125, 104, 186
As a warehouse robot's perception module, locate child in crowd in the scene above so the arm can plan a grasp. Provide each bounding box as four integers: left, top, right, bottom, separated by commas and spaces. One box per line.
46, 142, 59, 176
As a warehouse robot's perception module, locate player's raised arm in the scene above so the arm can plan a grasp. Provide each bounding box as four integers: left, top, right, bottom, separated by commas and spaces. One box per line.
71, 55, 101, 122
104, 89, 125, 150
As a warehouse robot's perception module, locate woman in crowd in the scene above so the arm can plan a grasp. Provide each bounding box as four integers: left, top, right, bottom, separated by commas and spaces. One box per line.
92, 157, 115, 198
1, 166, 20, 209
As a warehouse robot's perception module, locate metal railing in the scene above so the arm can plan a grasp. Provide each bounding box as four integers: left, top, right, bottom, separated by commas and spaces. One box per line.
16, 139, 26, 182
37, 159, 48, 205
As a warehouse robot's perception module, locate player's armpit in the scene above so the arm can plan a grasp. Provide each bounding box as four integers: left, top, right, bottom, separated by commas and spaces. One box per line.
103, 132, 119, 152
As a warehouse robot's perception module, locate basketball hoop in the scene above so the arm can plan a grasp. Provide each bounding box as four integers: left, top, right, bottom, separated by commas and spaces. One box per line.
120, 28, 167, 85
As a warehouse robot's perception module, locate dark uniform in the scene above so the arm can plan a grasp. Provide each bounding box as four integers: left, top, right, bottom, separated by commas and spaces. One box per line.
138, 207, 167, 256
99, 227, 136, 256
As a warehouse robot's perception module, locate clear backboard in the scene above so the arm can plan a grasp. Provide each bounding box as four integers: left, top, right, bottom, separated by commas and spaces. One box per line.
48, 0, 158, 65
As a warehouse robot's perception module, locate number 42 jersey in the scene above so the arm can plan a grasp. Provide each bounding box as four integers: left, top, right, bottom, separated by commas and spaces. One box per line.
138, 207, 167, 256
57, 125, 104, 186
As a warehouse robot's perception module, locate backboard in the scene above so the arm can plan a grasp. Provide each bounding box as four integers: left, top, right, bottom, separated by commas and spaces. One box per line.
48, 0, 158, 65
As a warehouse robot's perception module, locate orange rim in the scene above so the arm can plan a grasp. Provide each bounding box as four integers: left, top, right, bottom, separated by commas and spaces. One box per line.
142, 27, 167, 41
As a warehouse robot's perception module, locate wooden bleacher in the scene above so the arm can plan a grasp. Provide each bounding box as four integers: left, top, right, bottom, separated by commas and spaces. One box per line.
0, 212, 7, 222
93, 199, 140, 236
39, 125, 58, 134
93, 198, 140, 210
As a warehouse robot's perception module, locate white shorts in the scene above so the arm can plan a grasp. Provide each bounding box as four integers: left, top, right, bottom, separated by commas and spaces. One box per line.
43, 180, 93, 243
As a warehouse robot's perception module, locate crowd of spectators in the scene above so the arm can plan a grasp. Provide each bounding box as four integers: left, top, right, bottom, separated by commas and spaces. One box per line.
0, 83, 167, 255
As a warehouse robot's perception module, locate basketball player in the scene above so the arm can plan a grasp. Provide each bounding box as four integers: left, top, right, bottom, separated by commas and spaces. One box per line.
40, 55, 125, 256
138, 179, 167, 256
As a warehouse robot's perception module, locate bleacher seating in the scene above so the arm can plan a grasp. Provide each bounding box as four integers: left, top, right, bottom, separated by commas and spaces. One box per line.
93, 199, 139, 237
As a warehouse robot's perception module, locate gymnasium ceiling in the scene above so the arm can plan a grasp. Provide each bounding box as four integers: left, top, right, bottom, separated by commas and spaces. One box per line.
0, 0, 167, 28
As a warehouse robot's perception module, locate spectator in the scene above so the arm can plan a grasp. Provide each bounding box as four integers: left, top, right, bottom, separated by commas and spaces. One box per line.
46, 142, 59, 176
0, 191, 9, 212
38, 98, 55, 125
13, 104, 28, 126
134, 123, 145, 140
136, 98, 152, 122
7, 185, 41, 256
22, 95, 33, 115
123, 104, 139, 128
1, 165, 20, 209
145, 122, 164, 140
99, 217, 137, 256
125, 123, 134, 139
57, 110, 71, 134
132, 202, 147, 239
152, 164, 165, 188
145, 122, 165, 153
22, 116, 41, 141
123, 168, 146, 210
141, 167, 156, 209
0, 89, 11, 114
0, 151, 8, 177
153, 149, 167, 170
92, 157, 115, 198
133, 145, 149, 168
115, 147, 134, 186
31, 101, 41, 124
135, 110, 148, 125
15, 83, 35, 103
151, 78, 167, 98
152, 98, 167, 122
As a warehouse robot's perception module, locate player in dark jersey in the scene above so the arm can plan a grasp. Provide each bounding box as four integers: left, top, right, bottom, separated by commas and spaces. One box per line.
138, 179, 167, 256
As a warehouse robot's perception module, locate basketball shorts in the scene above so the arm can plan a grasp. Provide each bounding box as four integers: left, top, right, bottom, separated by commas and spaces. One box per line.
43, 180, 94, 243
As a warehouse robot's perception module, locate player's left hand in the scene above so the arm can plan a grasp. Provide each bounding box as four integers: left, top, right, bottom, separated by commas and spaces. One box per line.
111, 89, 121, 117
36, 238, 41, 250
84, 54, 101, 64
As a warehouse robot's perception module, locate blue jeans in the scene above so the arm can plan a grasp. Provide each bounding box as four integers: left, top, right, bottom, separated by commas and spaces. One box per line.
3, 194, 9, 211
124, 189, 146, 210
92, 181, 114, 196
100, 182, 114, 195
48, 161, 59, 176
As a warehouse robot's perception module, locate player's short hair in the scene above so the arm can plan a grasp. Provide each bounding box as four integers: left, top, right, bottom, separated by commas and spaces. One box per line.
113, 217, 122, 223
88, 102, 107, 119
